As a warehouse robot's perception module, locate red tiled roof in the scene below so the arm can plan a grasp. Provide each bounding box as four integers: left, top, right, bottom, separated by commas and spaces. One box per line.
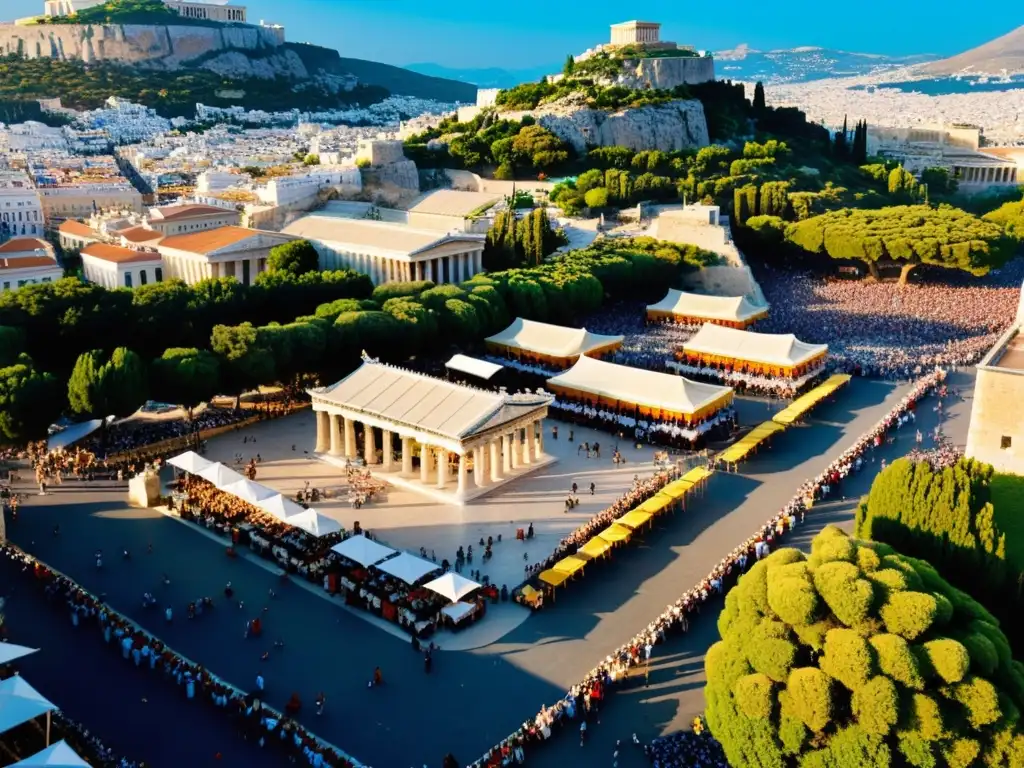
58, 220, 98, 238
0, 256, 59, 271
119, 226, 163, 244
82, 243, 161, 265
0, 238, 50, 254
158, 226, 274, 255
151, 204, 236, 222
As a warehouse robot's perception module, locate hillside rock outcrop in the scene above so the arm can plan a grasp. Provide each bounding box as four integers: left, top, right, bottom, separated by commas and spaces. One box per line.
611, 56, 715, 90
502, 93, 710, 152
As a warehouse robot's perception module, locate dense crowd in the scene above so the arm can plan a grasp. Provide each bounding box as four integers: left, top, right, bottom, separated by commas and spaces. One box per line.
471, 367, 947, 768
645, 728, 728, 768
549, 399, 736, 449
756, 263, 1024, 378
0, 544, 366, 768
79, 406, 255, 458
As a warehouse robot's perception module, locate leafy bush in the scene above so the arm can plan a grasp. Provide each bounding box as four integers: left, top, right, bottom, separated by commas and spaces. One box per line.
706, 527, 1024, 768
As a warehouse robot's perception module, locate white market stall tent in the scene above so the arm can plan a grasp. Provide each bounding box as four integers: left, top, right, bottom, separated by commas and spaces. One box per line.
445, 354, 503, 381
167, 451, 214, 474
195, 462, 245, 488
0, 676, 56, 736
331, 534, 396, 567
0, 643, 38, 665
424, 572, 481, 603
681, 323, 828, 373
485, 318, 624, 367
253, 494, 306, 521
375, 552, 439, 585
46, 418, 111, 453
220, 479, 277, 505
13, 740, 90, 767
287, 509, 343, 537
646, 289, 768, 327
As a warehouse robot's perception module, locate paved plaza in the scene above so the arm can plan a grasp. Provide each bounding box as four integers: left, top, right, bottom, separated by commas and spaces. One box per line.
3, 372, 973, 766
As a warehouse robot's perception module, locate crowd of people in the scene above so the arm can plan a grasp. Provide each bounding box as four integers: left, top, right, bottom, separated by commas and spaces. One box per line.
549, 399, 737, 450
666, 360, 823, 398
645, 728, 729, 768
472, 366, 947, 768
0, 544, 366, 768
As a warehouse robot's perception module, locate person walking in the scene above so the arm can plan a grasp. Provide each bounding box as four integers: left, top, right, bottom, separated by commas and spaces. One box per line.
255, 673, 265, 693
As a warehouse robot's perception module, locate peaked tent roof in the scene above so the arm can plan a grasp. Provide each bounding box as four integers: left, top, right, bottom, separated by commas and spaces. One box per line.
221, 479, 277, 505
682, 323, 828, 368
195, 462, 246, 488
13, 740, 90, 767
331, 534, 395, 567
646, 289, 768, 323
286, 509, 343, 537
374, 552, 439, 585
167, 450, 214, 474
253, 494, 306, 520
423, 571, 482, 602
0, 643, 38, 665
485, 319, 624, 360
546, 355, 732, 415
445, 354, 503, 381
0, 676, 56, 733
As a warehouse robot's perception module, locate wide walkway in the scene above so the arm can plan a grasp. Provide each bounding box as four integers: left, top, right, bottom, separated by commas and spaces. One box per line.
6, 374, 916, 766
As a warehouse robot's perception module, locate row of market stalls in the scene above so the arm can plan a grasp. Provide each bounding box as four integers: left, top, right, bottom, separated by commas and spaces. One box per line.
167, 452, 342, 538
673, 323, 829, 379
646, 289, 768, 329
0, 644, 93, 767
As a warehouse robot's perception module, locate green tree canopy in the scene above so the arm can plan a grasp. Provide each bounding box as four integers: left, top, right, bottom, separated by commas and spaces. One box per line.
210, 322, 276, 402
97, 347, 148, 417
984, 197, 1024, 242
0, 355, 62, 442
706, 526, 1024, 768
784, 204, 1014, 283
149, 348, 220, 413
267, 240, 320, 277
68, 349, 103, 417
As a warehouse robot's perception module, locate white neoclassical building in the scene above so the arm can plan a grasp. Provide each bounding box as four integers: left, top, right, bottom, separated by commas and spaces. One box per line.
157, 225, 296, 286
309, 358, 554, 504
282, 215, 486, 285
0, 171, 44, 239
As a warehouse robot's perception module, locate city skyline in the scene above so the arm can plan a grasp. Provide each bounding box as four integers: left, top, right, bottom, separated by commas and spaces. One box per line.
3, 0, 1021, 69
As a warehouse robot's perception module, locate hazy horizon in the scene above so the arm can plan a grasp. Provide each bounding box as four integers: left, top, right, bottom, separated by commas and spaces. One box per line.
3, 0, 1019, 69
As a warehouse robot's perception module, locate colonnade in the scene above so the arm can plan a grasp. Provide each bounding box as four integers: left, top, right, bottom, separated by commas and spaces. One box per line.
957, 165, 1018, 185
326, 248, 485, 287
314, 409, 546, 496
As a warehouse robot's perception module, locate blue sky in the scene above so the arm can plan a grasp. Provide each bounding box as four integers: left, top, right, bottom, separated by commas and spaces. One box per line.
5, 0, 1020, 68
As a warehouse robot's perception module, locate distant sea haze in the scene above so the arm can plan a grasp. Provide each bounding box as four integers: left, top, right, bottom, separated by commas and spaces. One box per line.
855, 75, 1024, 95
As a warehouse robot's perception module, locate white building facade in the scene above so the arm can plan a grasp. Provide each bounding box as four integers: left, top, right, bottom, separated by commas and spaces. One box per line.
157, 226, 295, 286
0, 238, 62, 292
0, 171, 44, 239
80, 243, 163, 290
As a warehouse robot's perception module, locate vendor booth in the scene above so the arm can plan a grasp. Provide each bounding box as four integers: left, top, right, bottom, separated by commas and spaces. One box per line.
646, 289, 768, 328
195, 462, 245, 488
330, 534, 395, 567
445, 354, 503, 382
375, 552, 440, 585
678, 324, 828, 380
13, 740, 90, 767
546, 356, 734, 427
773, 374, 852, 425
485, 318, 623, 370
287, 509, 343, 537
717, 421, 787, 468
167, 450, 213, 475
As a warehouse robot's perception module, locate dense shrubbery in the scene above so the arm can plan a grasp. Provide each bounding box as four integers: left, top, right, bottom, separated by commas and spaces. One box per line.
483, 208, 566, 270
856, 458, 1024, 657
706, 525, 1024, 768
984, 196, 1024, 242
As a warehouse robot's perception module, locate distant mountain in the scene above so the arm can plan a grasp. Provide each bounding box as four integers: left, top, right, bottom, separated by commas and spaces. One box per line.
713, 44, 939, 84
918, 25, 1024, 76
404, 62, 557, 90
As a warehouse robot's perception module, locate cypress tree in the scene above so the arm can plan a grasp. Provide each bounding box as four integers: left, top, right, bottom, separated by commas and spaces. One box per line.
833, 115, 849, 158
753, 81, 766, 113
563, 54, 575, 78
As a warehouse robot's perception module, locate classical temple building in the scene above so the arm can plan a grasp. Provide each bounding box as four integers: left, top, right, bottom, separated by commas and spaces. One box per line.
44, 0, 248, 22
310, 358, 554, 504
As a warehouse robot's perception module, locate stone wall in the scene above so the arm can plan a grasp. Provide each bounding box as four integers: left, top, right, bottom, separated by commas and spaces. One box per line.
611, 56, 715, 90
966, 358, 1024, 476
360, 160, 420, 205
0, 22, 306, 78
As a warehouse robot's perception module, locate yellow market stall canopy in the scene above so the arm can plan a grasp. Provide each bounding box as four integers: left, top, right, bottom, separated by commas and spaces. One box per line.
717, 421, 787, 465
646, 289, 768, 328
546, 356, 734, 424
773, 374, 852, 425
485, 318, 623, 369
679, 323, 828, 378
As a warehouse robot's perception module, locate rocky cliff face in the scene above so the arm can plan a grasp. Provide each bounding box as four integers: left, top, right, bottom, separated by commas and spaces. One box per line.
611, 56, 715, 90
0, 23, 307, 79
503, 94, 710, 153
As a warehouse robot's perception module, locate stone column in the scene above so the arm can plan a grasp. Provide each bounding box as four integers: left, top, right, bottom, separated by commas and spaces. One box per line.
510, 430, 521, 470
502, 434, 512, 473
364, 425, 378, 464
402, 437, 413, 475
314, 410, 329, 452
536, 419, 545, 458
382, 430, 393, 471
420, 446, 432, 484
329, 413, 343, 456
521, 425, 532, 466
475, 250, 483, 275
489, 439, 501, 483
344, 417, 357, 458
425, 260, 433, 282
457, 453, 469, 495
473, 446, 487, 487
436, 449, 448, 489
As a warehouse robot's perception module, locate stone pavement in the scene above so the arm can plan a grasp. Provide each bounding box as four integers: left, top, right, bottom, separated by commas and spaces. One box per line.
5, 374, 916, 766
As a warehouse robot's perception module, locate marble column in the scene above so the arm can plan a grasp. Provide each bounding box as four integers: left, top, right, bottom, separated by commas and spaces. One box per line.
420, 446, 432, 483
436, 449, 448, 489
425, 260, 433, 282
536, 420, 545, 458
402, 437, 413, 475
475, 250, 483, 275
489, 439, 501, 483
457, 453, 468, 495
502, 434, 512, 473
473, 446, 487, 487
510, 430, 521, 470
329, 413, 343, 456
521, 425, 532, 466
415, 262, 423, 280
344, 417, 356, 458
314, 410, 329, 453
382, 430, 393, 471
364, 425, 378, 464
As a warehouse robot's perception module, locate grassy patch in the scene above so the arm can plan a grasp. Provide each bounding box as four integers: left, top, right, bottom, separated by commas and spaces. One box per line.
992, 472, 1024, 571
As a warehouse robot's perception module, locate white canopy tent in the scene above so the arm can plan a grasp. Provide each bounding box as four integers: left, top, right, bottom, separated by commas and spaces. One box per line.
167, 450, 214, 474
485, 318, 623, 363
46, 418, 111, 453
546, 355, 733, 418
253, 494, 306, 520
374, 552, 439, 585
220, 478, 277, 505
445, 354, 503, 381
195, 462, 245, 488
0, 676, 56, 735
13, 740, 90, 767
424, 572, 481, 603
682, 323, 828, 369
646, 289, 768, 326
0, 643, 39, 665
331, 534, 396, 567
287, 509, 343, 537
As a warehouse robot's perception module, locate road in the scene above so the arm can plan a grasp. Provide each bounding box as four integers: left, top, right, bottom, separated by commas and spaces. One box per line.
3, 371, 974, 767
